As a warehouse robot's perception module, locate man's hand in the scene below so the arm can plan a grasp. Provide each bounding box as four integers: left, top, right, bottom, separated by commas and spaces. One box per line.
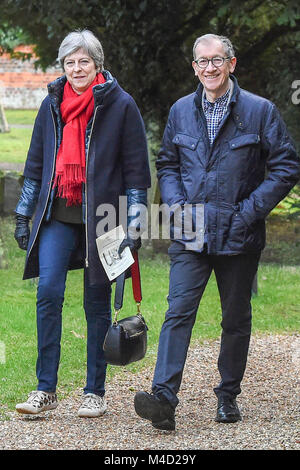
14, 214, 30, 251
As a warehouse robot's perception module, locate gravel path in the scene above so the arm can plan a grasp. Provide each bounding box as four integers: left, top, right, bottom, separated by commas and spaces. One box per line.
0, 334, 299, 451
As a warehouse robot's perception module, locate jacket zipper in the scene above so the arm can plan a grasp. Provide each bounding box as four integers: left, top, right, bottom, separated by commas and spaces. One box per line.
85, 105, 100, 268
26, 105, 57, 265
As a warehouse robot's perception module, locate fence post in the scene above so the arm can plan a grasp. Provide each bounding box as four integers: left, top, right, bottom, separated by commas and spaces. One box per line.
0, 102, 10, 133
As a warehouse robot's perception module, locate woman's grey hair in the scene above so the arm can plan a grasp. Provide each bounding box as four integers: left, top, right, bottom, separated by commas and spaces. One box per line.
193, 34, 235, 59
57, 29, 104, 71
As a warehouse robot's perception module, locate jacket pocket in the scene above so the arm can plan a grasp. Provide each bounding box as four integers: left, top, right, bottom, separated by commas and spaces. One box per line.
172, 133, 200, 151
227, 208, 265, 252
229, 133, 260, 150
228, 211, 248, 248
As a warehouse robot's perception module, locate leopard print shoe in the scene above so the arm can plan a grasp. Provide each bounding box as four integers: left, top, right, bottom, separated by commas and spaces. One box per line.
16, 390, 58, 414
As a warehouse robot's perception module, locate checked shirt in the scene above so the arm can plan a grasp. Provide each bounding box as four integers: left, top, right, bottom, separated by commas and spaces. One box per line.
203, 86, 231, 145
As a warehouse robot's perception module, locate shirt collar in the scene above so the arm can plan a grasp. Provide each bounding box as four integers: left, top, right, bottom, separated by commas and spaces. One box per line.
203, 85, 231, 112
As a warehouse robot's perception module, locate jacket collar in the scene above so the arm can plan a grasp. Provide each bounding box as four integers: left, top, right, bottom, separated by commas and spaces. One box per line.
47, 69, 117, 109
92, 70, 115, 106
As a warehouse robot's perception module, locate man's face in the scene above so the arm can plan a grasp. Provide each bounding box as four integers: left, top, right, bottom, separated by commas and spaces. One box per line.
192, 39, 236, 100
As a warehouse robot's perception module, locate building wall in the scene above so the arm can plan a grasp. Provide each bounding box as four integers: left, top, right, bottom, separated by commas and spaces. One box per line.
0, 45, 60, 109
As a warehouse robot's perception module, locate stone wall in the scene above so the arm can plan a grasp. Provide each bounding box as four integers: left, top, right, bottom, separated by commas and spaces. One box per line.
0, 45, 60, 109
0, 170, 23, 216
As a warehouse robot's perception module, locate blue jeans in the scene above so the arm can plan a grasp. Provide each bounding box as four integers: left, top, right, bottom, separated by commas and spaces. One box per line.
36, 219, 111, 396
152, 242, 260, 408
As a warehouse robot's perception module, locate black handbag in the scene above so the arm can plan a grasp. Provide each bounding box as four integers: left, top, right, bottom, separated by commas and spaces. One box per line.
103, 252, 148, 366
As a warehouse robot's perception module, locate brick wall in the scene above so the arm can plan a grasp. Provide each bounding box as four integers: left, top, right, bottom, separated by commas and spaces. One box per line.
0, 45, 60, 109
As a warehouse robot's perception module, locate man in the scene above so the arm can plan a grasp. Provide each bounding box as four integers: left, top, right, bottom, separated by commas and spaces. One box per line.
134, 34, 300, 430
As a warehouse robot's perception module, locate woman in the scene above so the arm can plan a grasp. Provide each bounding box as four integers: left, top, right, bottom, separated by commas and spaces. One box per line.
14, 30, 151, 417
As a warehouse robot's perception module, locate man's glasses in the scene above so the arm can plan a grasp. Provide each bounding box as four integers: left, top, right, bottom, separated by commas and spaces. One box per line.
194, 56, 231, 69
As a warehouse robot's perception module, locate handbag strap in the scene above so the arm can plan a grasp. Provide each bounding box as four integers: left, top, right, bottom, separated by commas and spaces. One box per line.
114, 271, 126, 312
114, 251, 142, 315
131, 251, 142, 304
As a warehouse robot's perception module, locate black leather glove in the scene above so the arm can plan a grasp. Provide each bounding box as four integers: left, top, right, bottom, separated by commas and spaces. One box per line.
14, 214, 30, 251
118, 236, 141, 256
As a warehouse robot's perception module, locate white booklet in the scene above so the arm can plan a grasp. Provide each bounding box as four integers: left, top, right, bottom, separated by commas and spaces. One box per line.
96, 225, 134, 281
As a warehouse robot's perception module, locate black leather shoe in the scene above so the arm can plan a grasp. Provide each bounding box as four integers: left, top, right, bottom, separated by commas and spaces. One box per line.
215, 397, 241, 423
134, 391, 175, 431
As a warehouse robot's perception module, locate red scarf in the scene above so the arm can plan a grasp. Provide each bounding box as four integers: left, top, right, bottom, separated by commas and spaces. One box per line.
54, 73, 106, 206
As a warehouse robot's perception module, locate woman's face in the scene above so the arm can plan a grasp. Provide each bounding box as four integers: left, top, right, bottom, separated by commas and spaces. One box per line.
64, 48, 97, 94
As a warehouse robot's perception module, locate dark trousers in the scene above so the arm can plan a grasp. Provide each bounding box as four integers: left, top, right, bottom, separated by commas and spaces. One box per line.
152, 242, 260, 408
36, 219, 111, 396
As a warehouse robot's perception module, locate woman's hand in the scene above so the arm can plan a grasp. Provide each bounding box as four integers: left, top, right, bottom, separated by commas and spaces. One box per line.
118, 236, 141, 256
14, 214, 30, 250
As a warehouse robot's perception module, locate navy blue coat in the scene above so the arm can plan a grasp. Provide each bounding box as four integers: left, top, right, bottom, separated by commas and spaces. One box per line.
156, 75, 300, 254
22, 71, 151, 284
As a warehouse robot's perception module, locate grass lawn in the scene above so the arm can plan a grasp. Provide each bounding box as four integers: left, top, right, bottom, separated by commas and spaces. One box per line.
0, 109, 37, 164
0, 216, 299, 416
0, 128, 33, 163
4, 109, 37, 126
